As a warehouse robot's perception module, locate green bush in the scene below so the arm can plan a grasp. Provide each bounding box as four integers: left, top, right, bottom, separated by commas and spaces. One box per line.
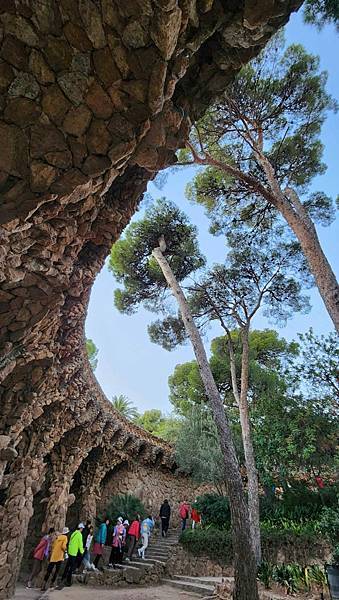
260, 482, 338, 531
180, 527, 232, 561
317, 505, 339, 545
100, 494, 146, 525
194, 494, 231, 529
180, 527, 323, 565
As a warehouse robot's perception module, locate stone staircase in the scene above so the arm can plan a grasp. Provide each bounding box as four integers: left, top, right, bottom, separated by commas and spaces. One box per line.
162, 575, 225, 596
76, 528, 180, 587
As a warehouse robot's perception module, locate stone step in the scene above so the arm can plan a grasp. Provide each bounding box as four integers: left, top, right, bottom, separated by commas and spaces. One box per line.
127, 560, 153, 569
173, 575, 228, 585
132, 557, 166, 566
162, 578, 215, 596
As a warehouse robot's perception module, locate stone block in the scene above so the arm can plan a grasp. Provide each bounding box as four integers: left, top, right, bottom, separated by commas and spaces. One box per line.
4, 98, 41, 126
1, 35, 28, 70
29, 49, 55, 84
151, 6, 182, 60
85, 80, 113, 119
30, 161, 59, 192
79, 0, 106, 49
0, 61, 15, 90
44, 38, 73, 72
63, 104, 92, 136
0, 122, 28, 177
93, 46, 121, 88
8, 72, 40, 99
82, 155, 111, 177
42, 84, 71, 125
63, 22, 92, 52
87, 119, 112, 155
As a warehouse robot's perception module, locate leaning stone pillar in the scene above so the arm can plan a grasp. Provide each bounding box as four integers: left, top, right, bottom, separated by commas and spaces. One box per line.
41, 449, 90, 533
0, 457, 45, 599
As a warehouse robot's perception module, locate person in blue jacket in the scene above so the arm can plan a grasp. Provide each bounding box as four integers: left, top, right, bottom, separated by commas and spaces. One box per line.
93, 517, 110, 568
137, 516, 154, 559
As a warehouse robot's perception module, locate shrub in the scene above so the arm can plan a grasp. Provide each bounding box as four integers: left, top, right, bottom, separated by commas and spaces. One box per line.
260, 482, 338, 528
100, 494, 146, 525
258, 562, 326, 594
194, 494, 231, 529
180, 527, 232, 561
317, 505, 339, 545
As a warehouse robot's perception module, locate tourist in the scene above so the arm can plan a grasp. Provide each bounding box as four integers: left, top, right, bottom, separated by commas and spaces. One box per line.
60, 523, 85, 587
179, 501, 190, 531
41, 527, 69, 591
191, 505, 201, 529
159, 499, 171, 537
125, 514, 141, 561
138, 515, 154, 560
76, 519, 92, 570
26, 527, 55, 589
108, 517, 126, 567
83, 525, 98, 571
93, 517, 109, 569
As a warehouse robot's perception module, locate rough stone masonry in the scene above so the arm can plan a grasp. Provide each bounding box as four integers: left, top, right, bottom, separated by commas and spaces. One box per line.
0, 1, 300, 597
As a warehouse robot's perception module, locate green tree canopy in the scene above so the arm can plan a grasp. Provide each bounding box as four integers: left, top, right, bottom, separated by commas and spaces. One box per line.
169, 330, 297, 416
304, 0, 339, 30
86, 338, 98, 371
109, 198, 205, 314
135, 409, 182, 442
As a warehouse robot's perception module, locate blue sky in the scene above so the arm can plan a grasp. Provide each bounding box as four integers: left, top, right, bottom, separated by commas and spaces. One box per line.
86, 10, 338, 415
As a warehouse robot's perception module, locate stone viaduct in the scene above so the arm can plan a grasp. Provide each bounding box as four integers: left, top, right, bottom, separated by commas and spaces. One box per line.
0, 1, 300, 597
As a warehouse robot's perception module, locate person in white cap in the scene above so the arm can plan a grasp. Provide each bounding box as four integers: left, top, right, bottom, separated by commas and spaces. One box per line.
60, 523, 84, 587
41, 527, 69, 591
108, 517, 126, 567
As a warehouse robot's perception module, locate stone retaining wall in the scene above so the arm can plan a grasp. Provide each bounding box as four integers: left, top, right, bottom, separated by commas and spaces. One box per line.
98, 461, 210, 526
167, 539, 331, 577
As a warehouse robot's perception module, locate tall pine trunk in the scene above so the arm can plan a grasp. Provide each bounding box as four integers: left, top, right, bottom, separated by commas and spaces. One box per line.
259, 158, 339, 332
239, 326, 261, 564
152, 246, 259, 600
227, 329, 261, 564
193, 150, 339, 332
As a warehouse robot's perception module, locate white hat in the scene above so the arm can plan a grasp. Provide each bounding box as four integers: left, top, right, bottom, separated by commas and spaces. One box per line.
78, 522, 85, 529
62, 527, 69, 534
117, 517, 123, 523
123, 520, 129, 526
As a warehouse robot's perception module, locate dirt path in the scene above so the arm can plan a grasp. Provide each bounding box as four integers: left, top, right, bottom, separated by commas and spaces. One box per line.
48, 585, 201, 600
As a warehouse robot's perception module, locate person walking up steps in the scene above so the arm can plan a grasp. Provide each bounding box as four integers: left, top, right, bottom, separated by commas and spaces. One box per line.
138, 515, 154, 560
125, 514, 140, 561
109, 517, 126, 567
93, 517, 109, 569
159, 499, 171, 537
41, 527, 69, 591
179, 501, 190, 531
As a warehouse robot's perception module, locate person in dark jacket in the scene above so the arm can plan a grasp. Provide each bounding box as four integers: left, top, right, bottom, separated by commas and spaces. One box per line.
159, 499, 171, 537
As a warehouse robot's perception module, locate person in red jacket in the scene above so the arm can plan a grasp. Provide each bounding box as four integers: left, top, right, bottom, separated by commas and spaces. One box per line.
26, 528, 55, 589
125, 514, 141, 561
179, 501, 190, 531
191, 506, 201, 529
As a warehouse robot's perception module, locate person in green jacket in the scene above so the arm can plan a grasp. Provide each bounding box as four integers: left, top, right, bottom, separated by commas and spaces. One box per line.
60, 523, 85, 587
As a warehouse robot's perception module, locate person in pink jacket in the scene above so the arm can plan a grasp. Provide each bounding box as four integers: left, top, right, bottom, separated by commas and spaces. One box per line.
26, 528, 55, 588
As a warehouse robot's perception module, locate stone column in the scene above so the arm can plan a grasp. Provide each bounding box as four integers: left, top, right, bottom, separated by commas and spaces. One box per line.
0, 457, 45, 599
80, 483, 100, 522
41, 445, 94, 533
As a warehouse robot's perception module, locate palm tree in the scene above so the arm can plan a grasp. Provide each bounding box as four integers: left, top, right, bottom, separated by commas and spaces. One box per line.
111, 394, 139, 420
